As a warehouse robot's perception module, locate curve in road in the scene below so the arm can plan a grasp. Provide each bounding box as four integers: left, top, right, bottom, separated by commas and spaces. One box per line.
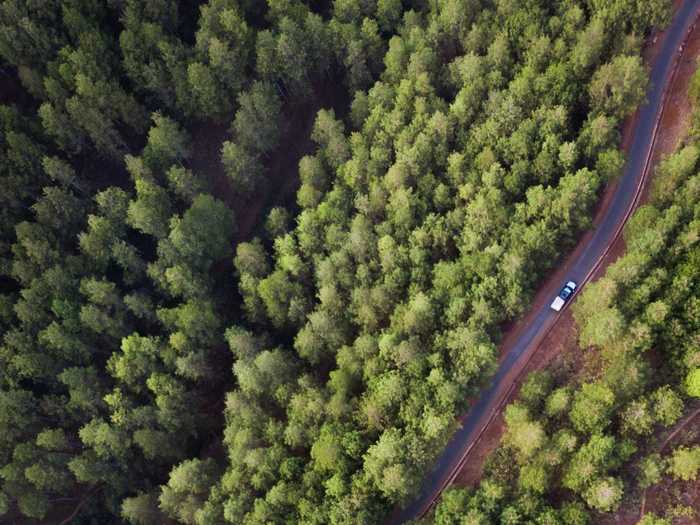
390, 2, 700, 523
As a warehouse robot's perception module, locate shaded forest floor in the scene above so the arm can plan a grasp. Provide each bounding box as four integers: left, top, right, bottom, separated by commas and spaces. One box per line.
452, 4, 700, 504
179, 77, 353, 511
188, 76, 350, 244
0, 66, 34, 108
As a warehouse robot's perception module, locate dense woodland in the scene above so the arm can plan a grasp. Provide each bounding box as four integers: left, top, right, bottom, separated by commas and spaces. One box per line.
0, 0, 689, 524
429, 63, 700, 524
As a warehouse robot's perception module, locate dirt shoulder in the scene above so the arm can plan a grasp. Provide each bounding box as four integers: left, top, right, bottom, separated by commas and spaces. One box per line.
452, 10, 700, 489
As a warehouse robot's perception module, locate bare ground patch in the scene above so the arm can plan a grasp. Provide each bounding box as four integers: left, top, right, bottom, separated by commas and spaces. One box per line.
188, 76, 350, 244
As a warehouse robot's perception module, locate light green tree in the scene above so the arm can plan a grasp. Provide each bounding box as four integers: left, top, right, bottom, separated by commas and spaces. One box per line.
159, 458, 220, 524
637, 513, 670, 525
686, 368, 700, 397
584, 476, 624, 512
637, 453, 666, 489
570, 382, 616, 434
503, 404, 546, 460
589, 55, 647, 119
667, 446, 700, 481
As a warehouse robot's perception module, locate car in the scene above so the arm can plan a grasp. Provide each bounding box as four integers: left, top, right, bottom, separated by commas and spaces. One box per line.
550, 281, 577, 312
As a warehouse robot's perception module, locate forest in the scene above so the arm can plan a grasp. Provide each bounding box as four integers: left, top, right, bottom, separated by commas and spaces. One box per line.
428, 56, 700, 524
0, 0, 688, 524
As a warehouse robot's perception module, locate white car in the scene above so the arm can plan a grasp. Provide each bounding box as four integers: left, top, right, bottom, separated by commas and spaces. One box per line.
550, 281, 577, 311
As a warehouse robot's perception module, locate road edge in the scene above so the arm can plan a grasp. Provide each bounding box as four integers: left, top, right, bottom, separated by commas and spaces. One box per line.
414, 10, 700, 521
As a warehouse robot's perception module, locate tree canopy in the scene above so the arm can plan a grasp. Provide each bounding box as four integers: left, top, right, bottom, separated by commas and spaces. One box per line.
0, 0, 686, 524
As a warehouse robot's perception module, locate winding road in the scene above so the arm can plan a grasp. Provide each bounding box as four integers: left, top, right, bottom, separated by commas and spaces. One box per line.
390, 2, 700, 523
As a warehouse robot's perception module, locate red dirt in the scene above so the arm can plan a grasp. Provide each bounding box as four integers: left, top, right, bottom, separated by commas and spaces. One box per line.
452, 9, 700, 490
642, 406, 700, 520
187, 120, 251, 241
454, 312, 583, 485
602, 404, 700, 525
188, 78, 349, 245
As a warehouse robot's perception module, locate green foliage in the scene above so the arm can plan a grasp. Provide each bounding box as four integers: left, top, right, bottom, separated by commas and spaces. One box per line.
297, 154, 329, 208
363, 428, 420, 501
434, 487, 471, 525
667, 446, 700, 481
504, 404, 546, 460
159, 458, 220, 524
265, 207, 290, 240
188, 0, 253, 119
40, 15, 148, 156
143, 112, 190, 170
168, 194, 235, 269
652, 145, 699, 205
221, 140, 261, 194
430, 8, 695, 519
564, 433, 617, 493
569, 382, 616, 434
519, 370, 553, 410
545, 387, 571, 418
651, 386, 683, 426
637, 513, 671, 525
583, 476, 624, 512
121, 492, 161, 525
0, 0, 680, 523
127, 179, 173, 238
518, 460, 550, 494
637, 453, 666, 489
167, 166, 208, 202
620, 398, 655, 436
220, 80, 284, 195
589, 55, 647, 120
560, 501, 590, 525
686, 368, 700, 397
233, 81, 283, 155
119, 0, 193, 114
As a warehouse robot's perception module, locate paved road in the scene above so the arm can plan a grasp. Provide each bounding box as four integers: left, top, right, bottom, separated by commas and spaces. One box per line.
390, 2, 700, 523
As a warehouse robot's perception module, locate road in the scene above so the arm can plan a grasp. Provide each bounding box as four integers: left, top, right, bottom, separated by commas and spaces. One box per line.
390, 1, 700, 523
